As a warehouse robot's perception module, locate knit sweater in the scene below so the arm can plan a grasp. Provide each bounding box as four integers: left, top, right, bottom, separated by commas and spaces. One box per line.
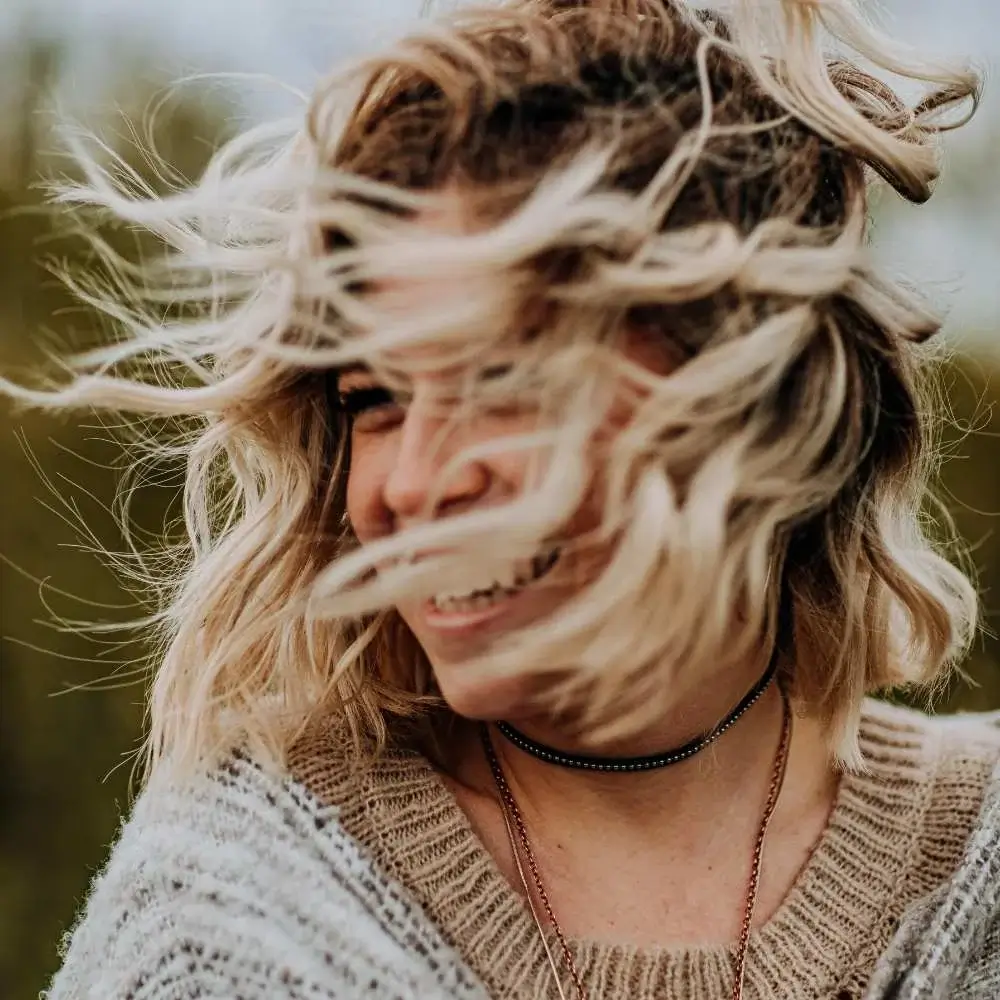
46, 699, 1000, 1000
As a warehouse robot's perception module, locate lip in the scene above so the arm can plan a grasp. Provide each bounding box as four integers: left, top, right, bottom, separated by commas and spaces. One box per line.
414, 547, 563, 636
420, 592, 518, 633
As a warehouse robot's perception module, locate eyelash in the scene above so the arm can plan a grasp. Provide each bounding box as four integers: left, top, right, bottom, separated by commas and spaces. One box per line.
338, 364, 520, 423
338, 386, 397, 417
479, 363, 514, 382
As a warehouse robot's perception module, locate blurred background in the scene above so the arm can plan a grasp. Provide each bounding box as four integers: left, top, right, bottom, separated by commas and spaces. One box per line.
0, 1, 998, 996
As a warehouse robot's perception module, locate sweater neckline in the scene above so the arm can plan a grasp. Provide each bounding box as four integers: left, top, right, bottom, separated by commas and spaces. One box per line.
303, 700, 962, 999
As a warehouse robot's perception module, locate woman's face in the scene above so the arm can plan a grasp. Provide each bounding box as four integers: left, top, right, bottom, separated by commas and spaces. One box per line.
341, 200, 677, 720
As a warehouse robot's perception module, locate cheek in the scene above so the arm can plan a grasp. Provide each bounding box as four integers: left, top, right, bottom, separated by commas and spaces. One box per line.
563, 426, 627, 537
344, 440, 386, 543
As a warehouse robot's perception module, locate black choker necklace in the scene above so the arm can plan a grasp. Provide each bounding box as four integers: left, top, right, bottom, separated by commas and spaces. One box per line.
493, 652, 780, 773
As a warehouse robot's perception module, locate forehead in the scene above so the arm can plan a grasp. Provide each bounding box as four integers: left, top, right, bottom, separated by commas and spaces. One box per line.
360, 190, 530, 374
372, 192, 487, 314
357, 189, 678, 379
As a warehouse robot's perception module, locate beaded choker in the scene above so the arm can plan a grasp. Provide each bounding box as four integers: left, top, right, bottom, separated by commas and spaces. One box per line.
494, 651, 779, 773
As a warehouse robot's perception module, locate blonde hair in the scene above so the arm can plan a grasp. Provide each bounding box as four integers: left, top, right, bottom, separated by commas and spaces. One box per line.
2, 0, 981, 779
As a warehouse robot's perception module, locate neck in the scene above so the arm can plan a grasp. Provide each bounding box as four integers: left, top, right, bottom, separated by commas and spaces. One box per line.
451, 668, 835, 856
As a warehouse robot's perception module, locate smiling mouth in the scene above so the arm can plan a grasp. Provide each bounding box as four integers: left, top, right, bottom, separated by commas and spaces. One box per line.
429, 547, 562, 615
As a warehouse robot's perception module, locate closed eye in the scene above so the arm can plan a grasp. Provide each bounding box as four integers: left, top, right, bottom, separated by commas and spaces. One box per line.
477, 363, 515, 383
339, 385, 396, 417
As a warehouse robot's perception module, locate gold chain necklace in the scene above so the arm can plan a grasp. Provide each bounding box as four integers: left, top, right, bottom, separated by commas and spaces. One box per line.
481, 690, 792, 1000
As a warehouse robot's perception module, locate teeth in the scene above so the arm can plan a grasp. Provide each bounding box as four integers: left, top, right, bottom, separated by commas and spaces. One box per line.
531, 549, 559, 580
433, 588, 507, 613
431, 547, 562, 612
435, 587, 495, 604
491, 560, 521, 592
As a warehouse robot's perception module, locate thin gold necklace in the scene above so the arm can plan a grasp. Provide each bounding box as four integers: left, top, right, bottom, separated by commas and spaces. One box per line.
481, 690, 792, 1000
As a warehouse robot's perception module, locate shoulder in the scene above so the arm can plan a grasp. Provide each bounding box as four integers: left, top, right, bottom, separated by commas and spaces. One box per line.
859, 698, 1000, 798
864, 699, 1000, 891
46, 752, 486, 1000
857, 698, 1000, 856
860, 696, 1000, 749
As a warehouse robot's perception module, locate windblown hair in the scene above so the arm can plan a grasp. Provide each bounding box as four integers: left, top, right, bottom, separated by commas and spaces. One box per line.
3, 0, 981, 778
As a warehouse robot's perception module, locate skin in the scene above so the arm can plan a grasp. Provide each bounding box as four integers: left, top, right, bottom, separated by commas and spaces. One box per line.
343, 195, 839, 948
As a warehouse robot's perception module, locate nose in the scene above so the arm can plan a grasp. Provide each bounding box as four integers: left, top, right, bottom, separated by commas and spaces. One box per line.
382, 398, 490, 523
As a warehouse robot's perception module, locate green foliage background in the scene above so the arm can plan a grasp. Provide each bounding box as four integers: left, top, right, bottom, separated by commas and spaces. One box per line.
1, 34, 999, 1000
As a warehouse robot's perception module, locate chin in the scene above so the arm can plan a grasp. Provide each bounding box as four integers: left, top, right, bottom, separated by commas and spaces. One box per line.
433, 666, 541, 724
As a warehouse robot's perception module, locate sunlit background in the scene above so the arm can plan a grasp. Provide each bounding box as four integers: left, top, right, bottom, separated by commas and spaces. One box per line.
1, 2, 998, 996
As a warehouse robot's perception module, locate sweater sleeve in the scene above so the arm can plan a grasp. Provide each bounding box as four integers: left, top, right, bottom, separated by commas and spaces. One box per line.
951, 917, 1000, 1000
864, 750, 1000, 1000
45, 759, 488, 1000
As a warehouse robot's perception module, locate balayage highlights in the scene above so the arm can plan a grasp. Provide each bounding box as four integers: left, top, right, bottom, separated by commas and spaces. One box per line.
2, 0, 981, 778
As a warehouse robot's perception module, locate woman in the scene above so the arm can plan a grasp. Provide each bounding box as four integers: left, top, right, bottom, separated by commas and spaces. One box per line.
11, 0, 1000, 998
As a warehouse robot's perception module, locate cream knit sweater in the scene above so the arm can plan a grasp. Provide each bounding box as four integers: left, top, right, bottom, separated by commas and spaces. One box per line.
46, 700, 1000, 1000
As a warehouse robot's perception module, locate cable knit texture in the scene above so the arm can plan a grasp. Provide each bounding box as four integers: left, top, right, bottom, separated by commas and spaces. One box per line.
47, 700, 1000, 1000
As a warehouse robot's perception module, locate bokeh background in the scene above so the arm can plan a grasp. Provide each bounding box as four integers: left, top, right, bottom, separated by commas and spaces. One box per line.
1, 1, 998, 997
